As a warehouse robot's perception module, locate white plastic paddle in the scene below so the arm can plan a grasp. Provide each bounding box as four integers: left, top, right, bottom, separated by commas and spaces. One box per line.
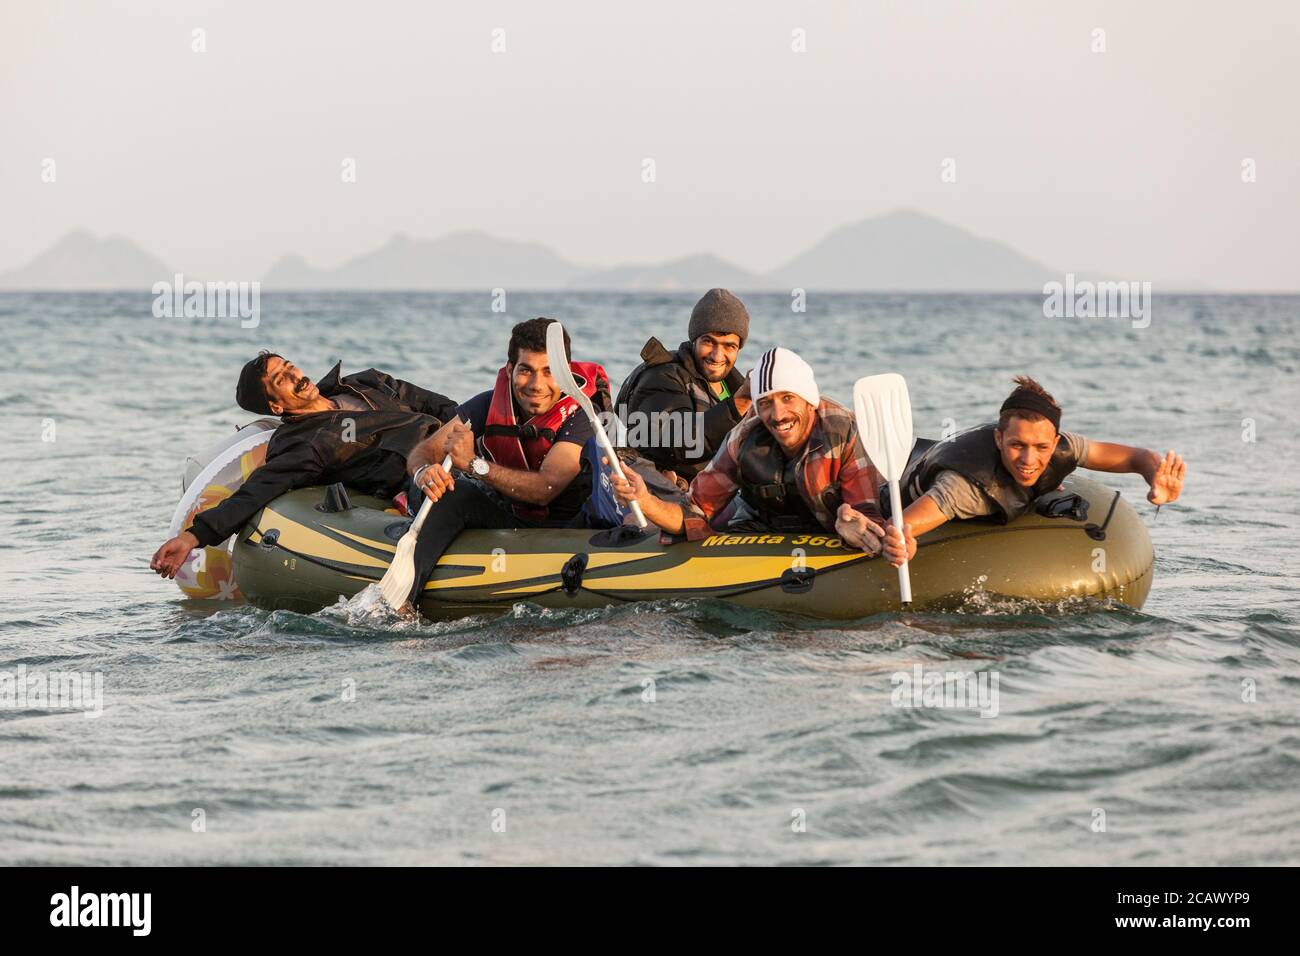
546, 321, 647, 529
853, 373, 915, 607
377, 450, 454, 611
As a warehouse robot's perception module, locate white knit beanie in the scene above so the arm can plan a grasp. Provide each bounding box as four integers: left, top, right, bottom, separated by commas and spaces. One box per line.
752, 347, 820, 409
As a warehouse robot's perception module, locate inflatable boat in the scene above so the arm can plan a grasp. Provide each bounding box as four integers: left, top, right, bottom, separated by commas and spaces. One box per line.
225, 474, 1153, 620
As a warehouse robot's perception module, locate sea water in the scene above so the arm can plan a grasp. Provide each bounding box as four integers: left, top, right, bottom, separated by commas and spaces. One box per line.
1, 291, 1297, 864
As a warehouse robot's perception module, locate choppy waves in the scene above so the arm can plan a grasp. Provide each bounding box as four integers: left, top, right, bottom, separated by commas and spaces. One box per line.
2, 292, 1298, 864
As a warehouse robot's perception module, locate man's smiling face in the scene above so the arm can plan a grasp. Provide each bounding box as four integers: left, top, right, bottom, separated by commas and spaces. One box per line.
262, 356, 322, 414
510, 348, 561, 417
994, 415, 1061, 486
693, 332, 742, 384
757, 391, 816, 453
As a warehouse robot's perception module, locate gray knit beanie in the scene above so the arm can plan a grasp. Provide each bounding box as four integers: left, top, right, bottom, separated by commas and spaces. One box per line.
688, 288, 749, 345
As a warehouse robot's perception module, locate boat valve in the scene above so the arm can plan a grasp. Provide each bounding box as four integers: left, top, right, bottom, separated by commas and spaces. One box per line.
561, 553, 588, 595
318, 483, 353, 514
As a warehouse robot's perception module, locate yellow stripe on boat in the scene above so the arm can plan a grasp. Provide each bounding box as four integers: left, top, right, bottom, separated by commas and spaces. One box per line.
587, 553, 864, 591
491, 582, 564, 596
257, 509, 392, 570
327, 526, 398, 554
421, 550, 659, 593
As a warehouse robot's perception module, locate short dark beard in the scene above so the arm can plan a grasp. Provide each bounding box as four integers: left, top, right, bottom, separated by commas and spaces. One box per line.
694, 353, 731, 384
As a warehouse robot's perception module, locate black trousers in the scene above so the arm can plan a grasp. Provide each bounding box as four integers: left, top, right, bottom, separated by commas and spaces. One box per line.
405, 479, 541, 606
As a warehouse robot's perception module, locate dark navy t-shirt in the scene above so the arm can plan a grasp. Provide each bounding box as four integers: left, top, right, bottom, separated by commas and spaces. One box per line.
456, 389, 594, 524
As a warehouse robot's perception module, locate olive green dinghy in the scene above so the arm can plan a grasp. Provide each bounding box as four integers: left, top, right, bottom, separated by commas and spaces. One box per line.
230, 474, 1153, 620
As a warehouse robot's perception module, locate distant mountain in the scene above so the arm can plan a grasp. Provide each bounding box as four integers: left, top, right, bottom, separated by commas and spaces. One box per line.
8, 212, 1156, 292
260, 210, 1055, 292
765, 209, 1054, 291
569, 254, 761, 291
0, 230, 173, 289
262, 230, 583, 290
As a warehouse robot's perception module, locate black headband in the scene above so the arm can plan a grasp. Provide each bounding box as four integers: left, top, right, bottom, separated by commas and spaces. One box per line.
1000, 388, 1061, 431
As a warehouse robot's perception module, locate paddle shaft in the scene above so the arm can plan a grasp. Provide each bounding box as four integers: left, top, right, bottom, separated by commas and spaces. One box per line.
592, 415, 648, 529
376, 452, 456, 609
544, 321, 646, 529
887, 475, 913, 606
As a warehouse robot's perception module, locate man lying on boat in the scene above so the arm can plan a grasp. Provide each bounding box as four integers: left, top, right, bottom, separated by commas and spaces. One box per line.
606, 346, 892, 552
614, 287, 754, 482
149, 351, 461, 579
877, 375, 1187, 566
397, 318, 614, 611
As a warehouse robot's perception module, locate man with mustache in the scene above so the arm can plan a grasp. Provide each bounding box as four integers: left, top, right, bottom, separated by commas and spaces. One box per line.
398, 318, 612, 611
150, 352, 461, 579
877, 376, 1187, 567
608, 346, 890, 553
614, 288, 753, 482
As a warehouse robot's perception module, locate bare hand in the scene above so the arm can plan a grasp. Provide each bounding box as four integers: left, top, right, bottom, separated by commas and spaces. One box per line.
733, 373, 752, 415
604, 456, 648, 507
418, 463, 455, 503
446, 420, 476, 471
835, 503, 884, 556
150, 532, 199, 579
1148, 450, 1186, 506
881, 522, 917, 568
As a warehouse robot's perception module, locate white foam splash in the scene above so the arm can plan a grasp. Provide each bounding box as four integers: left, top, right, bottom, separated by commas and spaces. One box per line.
321, 585, 419, 629
954, 579, 1124, 616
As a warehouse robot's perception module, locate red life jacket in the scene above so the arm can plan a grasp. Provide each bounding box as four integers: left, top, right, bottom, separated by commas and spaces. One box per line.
480, 361, 609, 520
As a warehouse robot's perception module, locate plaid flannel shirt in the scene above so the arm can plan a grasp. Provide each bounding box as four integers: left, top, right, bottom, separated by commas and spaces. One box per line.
682, 398, 883, 540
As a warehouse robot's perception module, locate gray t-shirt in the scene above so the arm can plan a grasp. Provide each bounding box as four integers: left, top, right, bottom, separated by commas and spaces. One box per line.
922, 432, 1089, 520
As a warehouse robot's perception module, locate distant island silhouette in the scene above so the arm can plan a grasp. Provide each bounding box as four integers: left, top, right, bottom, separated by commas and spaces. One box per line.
0, 209, 1211, 292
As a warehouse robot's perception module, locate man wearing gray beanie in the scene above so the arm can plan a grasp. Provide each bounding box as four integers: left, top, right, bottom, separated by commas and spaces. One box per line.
614, 288, 754, 482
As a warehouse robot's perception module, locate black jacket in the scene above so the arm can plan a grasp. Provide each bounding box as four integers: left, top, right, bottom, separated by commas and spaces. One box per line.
187, 364, 457, 547
614, 338, 745, 480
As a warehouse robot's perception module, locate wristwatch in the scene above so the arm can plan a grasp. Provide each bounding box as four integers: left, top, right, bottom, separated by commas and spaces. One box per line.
470, 457, 490, 477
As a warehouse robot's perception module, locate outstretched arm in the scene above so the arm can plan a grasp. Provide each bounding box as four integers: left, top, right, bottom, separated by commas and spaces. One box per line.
1082, 441, 1186, 505
876, 495, 948, 567
609, 464, 687, 533
150, 442, 325, 578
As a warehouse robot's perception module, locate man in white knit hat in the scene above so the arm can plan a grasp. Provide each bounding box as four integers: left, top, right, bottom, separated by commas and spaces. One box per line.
610, 346, 890, 551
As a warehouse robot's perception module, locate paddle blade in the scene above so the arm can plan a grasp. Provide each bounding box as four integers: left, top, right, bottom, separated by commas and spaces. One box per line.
376, 452, 452, 611
377, 526, 421, 609
854, 373, 915, 608
853, 373, 915, 482
545, 321, 595, 420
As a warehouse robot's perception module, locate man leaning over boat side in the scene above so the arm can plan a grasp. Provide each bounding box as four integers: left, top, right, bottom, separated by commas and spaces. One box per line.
607, 346, 892, 554
149, 352, 462, 579
876, 376, 1187, 566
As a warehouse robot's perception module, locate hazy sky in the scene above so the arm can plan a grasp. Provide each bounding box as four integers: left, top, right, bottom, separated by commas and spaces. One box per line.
4, 0, 1297, 288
